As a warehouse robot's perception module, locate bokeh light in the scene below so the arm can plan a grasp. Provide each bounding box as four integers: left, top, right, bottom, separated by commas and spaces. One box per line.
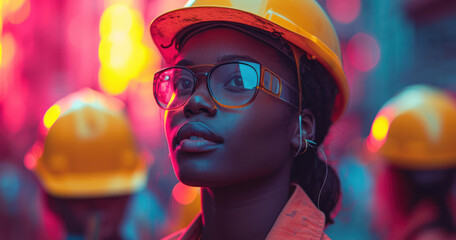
24, 142, 43, 170
43, 104, 61, 129
3, 0, 26, 13
0, 38, 2, 67
371, 115, 389, 141
98, 66, 131, 95
0, 11, 3, 67
1, 33, 16, 67
326, 0, 361, 24
172, 182, 199, 205
98, 3, 150, 95
347, 33, 381, 72
0, 7, 2, 33
6, 0, 30, 24
366, 107, 395, 153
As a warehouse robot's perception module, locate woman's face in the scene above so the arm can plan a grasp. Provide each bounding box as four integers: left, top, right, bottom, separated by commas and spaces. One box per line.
165, 27, 298, 187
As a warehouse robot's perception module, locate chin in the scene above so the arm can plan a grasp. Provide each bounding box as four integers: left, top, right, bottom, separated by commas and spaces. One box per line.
171, 151, 258, 188
174, 164, 237, 188
172, 152, 217, 186
176, 168, 221, 188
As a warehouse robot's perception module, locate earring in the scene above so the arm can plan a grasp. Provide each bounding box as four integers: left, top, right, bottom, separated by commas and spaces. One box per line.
299, 139, 309, 154
295, 115, 309, 156
295, 139, 309, 156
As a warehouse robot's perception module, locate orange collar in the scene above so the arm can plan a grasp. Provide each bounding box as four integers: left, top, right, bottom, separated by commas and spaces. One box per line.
163, 184, 329, 240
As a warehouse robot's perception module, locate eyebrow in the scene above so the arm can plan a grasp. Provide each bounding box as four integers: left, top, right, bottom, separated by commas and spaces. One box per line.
217, 55, 259, 64
175, 59, 193, 66
174, 55, 259, 67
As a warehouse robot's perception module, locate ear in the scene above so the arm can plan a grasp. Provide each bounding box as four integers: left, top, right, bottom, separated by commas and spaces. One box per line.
291, 109, 316, 151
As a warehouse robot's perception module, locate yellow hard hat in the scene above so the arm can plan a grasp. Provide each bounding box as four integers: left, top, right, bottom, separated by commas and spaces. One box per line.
150, 0, 349, 121
34, 89, 147, 198
367, 85, 456, 169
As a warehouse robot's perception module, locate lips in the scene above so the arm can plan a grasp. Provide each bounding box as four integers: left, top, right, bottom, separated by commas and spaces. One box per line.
174, 122, 224, 152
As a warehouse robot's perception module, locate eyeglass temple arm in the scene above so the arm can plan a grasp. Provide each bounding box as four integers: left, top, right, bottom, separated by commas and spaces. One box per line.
279, 78, 300, 108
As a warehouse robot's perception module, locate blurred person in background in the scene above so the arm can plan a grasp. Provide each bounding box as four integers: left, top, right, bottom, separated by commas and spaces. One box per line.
0, 160, 50, 240
29, 88, 164, 240
149, 0, 350, 239
366, 85, 456, 240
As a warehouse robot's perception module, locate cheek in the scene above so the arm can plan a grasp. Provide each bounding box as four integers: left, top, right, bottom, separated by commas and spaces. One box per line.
231, 117, 291, 156
222, 98, 294, 173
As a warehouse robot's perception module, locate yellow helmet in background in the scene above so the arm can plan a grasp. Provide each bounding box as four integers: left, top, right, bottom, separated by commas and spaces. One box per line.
34, 88, 147, 198
150, 0, 349, 121
367, 85, 456, 170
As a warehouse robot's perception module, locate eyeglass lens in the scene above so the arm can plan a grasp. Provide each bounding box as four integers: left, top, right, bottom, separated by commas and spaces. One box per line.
154, 62, 259, 109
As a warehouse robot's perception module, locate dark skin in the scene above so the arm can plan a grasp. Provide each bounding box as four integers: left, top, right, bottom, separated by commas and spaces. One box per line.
165, 28, 315, 240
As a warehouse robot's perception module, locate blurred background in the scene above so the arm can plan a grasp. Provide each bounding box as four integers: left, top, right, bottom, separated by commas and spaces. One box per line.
0, 0, 455, 239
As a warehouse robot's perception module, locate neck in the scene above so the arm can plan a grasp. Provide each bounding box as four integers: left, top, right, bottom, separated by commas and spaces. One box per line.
200, 162, 292, 240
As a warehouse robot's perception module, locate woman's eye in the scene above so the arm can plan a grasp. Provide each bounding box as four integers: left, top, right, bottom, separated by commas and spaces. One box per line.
224, 75, 246, 91
175, 77, 194, 90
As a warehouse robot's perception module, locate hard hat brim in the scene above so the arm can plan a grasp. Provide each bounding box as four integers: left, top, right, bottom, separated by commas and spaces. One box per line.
34, 157, 147, 198
150, 6, 349, 121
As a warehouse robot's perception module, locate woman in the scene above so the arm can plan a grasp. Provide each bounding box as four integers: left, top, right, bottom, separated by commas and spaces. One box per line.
150, 0, 349, 239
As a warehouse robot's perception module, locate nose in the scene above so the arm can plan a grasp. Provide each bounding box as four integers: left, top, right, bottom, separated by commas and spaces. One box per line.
183, 72, 217, 118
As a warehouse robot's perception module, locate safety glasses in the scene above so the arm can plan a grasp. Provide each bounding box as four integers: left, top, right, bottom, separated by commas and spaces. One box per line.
153, 61, 299, 110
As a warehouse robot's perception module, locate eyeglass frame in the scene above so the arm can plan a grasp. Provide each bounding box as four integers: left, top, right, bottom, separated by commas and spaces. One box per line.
153, 61, 300, 110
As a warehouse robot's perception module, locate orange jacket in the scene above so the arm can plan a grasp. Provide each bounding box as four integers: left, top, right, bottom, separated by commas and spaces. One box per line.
162, 184, 331, 240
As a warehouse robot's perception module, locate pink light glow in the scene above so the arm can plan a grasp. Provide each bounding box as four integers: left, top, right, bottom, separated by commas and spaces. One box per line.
2, 80, 28, 134
326, 0, 361, 24
1, 33, 16, 67
24, 153, 37, 169
128, 82, 164, 147
347, 33, 381, 72
6, 0, 31, 24
24, 142, 43, 169
365, 134, 384, 153
172, 182, 199, 205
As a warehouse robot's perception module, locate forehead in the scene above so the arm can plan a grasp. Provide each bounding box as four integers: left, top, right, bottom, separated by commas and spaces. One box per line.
173, 27, 296, 85
175, 27, 280, 65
